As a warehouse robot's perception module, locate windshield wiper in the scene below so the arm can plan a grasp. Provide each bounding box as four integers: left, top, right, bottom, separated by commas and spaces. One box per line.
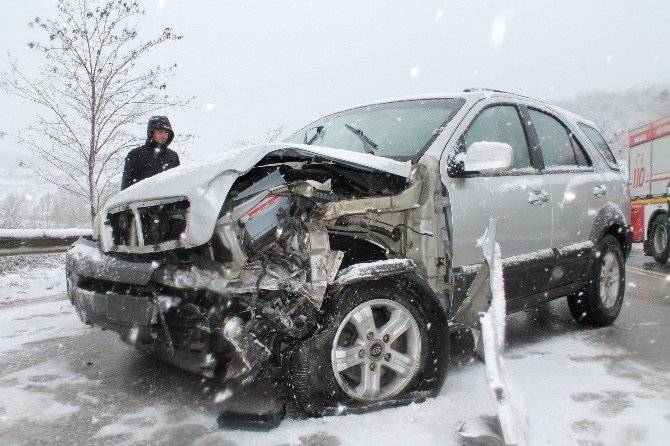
305, 125, 324, 145
344, 124, 378, 154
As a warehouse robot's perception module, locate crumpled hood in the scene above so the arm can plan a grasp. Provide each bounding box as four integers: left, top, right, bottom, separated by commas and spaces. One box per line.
100, 143, 412, 251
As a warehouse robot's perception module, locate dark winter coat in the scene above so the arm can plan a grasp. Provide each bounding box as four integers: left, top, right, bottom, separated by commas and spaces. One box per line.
121, 116, 181, 190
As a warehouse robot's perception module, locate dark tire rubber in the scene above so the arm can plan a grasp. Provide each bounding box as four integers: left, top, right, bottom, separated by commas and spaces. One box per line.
650, 214, 670, 265
567, 235, 625, 326
288, 277, 447, 417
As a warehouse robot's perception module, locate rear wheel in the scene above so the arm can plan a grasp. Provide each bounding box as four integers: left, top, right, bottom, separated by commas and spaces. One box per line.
650, 214, 670, 264
288, 279, 446, 416
568, 235, 625, 326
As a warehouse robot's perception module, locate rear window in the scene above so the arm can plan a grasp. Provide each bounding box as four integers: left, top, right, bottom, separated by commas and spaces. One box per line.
578, 123, 619, 169
530, 109, 590, 168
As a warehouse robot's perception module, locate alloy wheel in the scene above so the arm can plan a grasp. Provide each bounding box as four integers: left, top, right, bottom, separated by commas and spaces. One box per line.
331, 299, 422, 402
599, 252, 621, 308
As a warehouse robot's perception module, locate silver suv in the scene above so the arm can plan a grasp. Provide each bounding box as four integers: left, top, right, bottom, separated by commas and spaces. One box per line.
66, 89, 631, 416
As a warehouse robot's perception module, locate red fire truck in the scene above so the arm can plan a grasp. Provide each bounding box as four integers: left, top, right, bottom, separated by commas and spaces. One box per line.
629, 114, 670, 264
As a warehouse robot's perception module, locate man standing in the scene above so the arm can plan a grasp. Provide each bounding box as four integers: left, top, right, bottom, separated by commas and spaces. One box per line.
121, 116, 180, 190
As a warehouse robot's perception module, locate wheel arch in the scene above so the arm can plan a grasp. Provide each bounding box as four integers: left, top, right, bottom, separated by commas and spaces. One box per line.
589, 203, 633, 261
340, 272, 450, 394
290, 271, 450, 417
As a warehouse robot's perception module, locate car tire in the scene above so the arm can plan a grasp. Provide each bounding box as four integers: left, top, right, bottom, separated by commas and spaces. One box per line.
567, 235, 625, 326
650, 214, 670, 265
288, 278, 444, 417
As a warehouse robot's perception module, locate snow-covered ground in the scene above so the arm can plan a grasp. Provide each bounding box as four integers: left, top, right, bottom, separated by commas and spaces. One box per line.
0, 254, 67, 305
0, 255, 668, 445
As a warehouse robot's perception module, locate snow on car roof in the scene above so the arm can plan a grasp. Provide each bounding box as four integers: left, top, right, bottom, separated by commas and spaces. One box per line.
314, 90, 597, 130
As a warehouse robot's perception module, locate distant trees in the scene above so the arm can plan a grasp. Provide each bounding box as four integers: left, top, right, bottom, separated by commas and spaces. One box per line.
556, 83, 670, 168
0, 0, 190, 225
0, 192, 89, 229
0, 195, 30, 229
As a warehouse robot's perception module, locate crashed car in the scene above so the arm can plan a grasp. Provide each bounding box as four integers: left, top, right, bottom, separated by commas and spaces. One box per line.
67, 89, 632, 416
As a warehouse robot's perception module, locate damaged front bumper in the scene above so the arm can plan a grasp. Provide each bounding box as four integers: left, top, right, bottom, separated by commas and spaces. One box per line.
67, 238, 226, 376
67, 238, 159, 331
66, 235, 424, 384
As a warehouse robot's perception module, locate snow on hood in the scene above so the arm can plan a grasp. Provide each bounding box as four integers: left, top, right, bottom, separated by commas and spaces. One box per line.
100, 143, 412, 251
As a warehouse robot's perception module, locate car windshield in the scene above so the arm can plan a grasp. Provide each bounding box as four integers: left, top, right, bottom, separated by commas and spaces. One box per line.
284, 98, 465, 160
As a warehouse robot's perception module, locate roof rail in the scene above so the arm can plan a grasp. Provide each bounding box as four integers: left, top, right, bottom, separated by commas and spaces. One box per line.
463, 87, 547, 104
463, 87, 517, 94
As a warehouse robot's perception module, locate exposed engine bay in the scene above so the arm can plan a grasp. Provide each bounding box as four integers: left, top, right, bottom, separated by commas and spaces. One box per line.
67, 149, 450, 418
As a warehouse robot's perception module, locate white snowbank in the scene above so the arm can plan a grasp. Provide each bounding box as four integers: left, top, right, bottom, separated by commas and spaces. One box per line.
0, 228, 91, 238
0, 254, 67, 304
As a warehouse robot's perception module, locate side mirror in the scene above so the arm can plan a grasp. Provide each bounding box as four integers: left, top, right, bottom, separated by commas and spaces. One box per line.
465, 141, 513, 173
449, 141, 514, 176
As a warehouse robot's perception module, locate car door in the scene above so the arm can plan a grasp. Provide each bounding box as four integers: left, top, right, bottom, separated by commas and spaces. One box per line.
525, 106, 602, 291
441, 100, 554, 308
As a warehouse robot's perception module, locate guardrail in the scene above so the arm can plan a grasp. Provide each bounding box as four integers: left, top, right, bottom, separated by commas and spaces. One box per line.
0, 229, 92, 256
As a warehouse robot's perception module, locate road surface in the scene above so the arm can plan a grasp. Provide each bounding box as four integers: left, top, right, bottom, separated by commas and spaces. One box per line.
0, 246, 668, 445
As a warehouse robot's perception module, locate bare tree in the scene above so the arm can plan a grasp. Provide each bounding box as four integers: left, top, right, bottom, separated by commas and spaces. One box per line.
1, 0, 191, 225
0, 194, 30, 229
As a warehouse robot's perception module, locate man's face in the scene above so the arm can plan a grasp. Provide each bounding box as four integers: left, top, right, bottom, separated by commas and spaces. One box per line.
152, 128, 169, 145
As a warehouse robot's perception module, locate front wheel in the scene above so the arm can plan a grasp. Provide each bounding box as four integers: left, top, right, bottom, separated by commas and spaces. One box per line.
568, 235, 625, 326
331, 297, 423, 402
650, 214, 670, 264
288, 278, 446, 416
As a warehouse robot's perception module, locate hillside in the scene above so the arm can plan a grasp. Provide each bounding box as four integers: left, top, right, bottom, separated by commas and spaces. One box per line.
554, 83, 670, 163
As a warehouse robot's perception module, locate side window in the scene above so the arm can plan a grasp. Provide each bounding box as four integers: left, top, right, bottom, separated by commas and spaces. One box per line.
579, 123, 618, 169
463, 105, 531, 169
529, 109, 590, 168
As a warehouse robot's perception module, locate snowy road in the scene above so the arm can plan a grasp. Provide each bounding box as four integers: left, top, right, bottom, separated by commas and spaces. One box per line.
0, 250, 669, 445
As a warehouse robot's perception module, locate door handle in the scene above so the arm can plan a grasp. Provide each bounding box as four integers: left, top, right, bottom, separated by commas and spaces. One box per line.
528, 190, 549, 205
593, 185, 607, 197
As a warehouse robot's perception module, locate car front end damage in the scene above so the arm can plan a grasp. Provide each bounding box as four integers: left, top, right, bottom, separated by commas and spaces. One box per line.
66, 144, 450, 413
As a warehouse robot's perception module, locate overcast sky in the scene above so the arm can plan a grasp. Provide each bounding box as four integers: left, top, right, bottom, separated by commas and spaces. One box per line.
1, 0, 669, 161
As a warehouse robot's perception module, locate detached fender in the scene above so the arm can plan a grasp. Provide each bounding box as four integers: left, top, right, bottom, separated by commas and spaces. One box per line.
332, 259, 448, 316
332, 259, 416, 288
